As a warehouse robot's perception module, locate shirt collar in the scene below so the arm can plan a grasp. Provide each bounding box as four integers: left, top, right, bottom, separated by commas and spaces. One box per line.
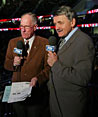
64, 27, 78, 42
24, 35, 35, 52
24, 35, 35, 45
58, 27, 78, 50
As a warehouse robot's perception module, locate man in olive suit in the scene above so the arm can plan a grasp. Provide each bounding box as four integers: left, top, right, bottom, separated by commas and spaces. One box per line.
47, 5, 95, 117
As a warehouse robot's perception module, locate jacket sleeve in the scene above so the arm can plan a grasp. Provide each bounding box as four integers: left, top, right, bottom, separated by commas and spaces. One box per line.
36, 39, 50, 85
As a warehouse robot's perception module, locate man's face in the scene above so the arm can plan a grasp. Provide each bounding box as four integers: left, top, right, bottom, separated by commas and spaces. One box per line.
20, 14, 37, 39
53, 15, 75, 38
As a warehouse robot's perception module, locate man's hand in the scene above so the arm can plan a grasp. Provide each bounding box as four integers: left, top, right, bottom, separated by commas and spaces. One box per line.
30, 77, 38, 87
13, 56, 23, 66
47, 51, 58, 67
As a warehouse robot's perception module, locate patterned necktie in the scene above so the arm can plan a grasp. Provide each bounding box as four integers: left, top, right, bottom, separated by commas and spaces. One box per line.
59, 38, 66, 50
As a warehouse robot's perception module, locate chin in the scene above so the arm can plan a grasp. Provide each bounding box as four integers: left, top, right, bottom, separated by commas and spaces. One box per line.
57, 33, 64, 37
58, 35, 64, 38
22, 35, 28, 39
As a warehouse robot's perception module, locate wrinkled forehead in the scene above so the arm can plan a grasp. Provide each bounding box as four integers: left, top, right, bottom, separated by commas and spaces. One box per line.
53, 15, 69, 22
21, 15, 33, 25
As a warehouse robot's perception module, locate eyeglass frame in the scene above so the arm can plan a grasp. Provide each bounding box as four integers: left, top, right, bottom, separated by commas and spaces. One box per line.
19, 25, 34, 29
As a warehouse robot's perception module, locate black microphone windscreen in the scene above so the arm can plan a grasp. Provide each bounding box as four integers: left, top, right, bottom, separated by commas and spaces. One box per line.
17, 40, 24, 49
48, 36, 57, 46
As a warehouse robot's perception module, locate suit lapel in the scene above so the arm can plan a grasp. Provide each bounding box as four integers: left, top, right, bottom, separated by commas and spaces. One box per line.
58, 38, 73, 55
25, 36, 39, 63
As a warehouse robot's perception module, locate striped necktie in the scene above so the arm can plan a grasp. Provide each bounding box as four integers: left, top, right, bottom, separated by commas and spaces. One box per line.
59, 38, 66, 49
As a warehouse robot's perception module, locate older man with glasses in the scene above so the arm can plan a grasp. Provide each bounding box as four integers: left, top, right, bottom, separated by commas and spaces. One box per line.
4, 12, 50, 117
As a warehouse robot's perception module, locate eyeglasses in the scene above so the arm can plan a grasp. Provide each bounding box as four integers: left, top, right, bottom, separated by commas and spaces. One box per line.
19, 25, 33, 29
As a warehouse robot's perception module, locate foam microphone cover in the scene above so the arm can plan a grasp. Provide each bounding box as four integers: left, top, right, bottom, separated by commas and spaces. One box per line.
17, 40, 24, 49
48, 36, 57, 46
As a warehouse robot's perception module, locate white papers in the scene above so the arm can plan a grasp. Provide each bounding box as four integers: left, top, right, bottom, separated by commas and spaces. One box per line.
2, 82, 32, 103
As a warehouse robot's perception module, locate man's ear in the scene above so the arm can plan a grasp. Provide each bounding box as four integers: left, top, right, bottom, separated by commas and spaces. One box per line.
34, 24, 38, 31
71, 18, 76, 28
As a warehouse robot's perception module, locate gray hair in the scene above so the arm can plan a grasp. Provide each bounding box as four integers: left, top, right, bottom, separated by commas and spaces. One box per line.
53, 5, 77, 22
21, 12, 38, 24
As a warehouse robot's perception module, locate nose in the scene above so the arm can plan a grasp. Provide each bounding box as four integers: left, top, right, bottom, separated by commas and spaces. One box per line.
55, 24, 59, 30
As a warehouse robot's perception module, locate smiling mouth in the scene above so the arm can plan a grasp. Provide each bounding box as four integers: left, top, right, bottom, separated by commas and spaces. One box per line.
57, 29, 63, 33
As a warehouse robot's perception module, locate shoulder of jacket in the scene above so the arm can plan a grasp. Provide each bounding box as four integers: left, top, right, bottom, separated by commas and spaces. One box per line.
10, 36, 22, 42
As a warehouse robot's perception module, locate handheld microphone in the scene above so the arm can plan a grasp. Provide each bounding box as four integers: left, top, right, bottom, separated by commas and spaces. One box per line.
13, 40, 24, 71
46, 36, 57, 52
13, 40, 24, 56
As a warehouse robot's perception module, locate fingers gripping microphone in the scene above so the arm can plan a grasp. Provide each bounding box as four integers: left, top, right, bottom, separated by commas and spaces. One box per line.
46, 36, 57, 52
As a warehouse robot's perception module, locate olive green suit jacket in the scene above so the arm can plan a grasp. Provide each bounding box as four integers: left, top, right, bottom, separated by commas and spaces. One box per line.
48, 29, 95, 117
